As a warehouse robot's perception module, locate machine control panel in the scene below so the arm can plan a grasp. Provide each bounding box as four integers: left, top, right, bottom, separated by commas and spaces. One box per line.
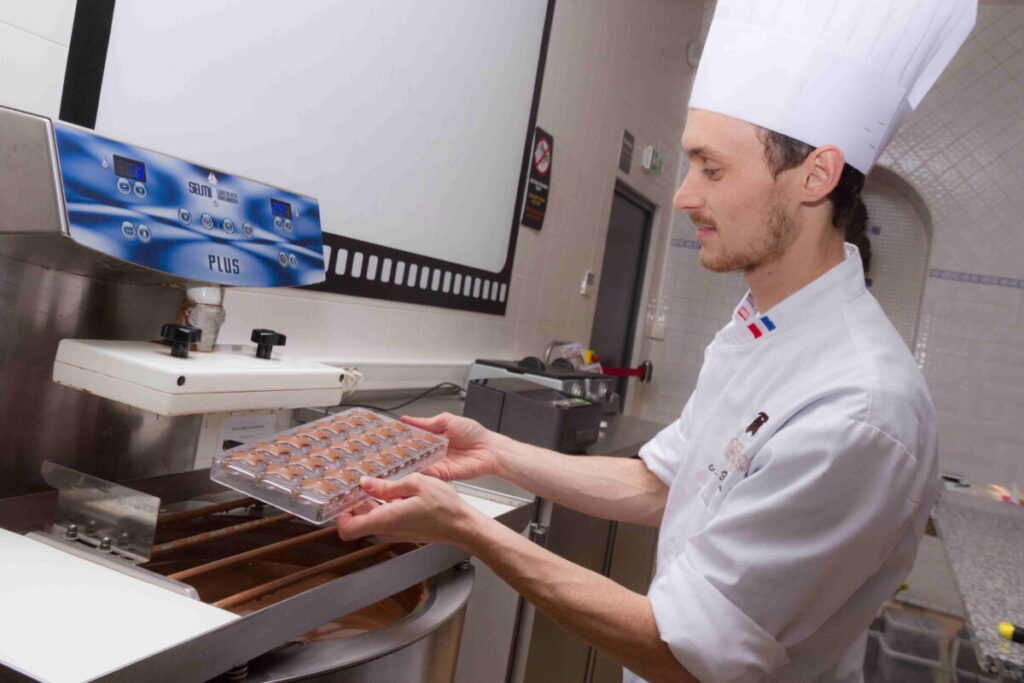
54, 123, 324, 287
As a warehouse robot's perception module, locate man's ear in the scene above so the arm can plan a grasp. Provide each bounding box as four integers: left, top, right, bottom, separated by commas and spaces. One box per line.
801, 145, 845, 202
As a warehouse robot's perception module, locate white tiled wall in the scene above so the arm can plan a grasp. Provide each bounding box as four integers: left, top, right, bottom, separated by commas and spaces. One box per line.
636, 5, 1024, 488
0, 0, 74, 118
861, 175, 931, 348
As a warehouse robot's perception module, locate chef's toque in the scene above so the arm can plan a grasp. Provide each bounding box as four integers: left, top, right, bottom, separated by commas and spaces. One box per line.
690, 0, 977, 173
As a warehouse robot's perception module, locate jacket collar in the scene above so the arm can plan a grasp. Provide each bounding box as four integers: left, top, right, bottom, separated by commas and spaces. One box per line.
717, 243, 867, 345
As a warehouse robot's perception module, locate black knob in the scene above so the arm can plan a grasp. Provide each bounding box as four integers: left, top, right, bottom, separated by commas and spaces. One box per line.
160, 324, 202, 358
549, 357, 575, 371
517, 356, 546, 373
251, 329, 286, 360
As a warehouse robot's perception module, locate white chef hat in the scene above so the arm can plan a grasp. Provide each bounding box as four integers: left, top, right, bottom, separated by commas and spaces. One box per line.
690, 0, 977, 173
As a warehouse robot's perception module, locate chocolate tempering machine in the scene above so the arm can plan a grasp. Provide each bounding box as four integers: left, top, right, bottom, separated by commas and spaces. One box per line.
0, 105, 533, 682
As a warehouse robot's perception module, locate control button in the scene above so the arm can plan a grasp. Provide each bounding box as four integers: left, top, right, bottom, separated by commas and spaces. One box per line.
121, 221, 137, 240
288, 254, 298, 267
242, 222, 255, 238
278, 251, 288, 266
283, 219, 293, 233
137, 224, 151, 243
201, 213, 214, 230
116, 178, 132, 195
273, 216, 284, 231
133, 182, 147, 199
222, 218, 236, 234
178, 208, 192, 225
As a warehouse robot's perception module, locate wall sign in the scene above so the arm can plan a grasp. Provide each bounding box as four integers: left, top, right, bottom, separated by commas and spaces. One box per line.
619, 129, 635, 174
521, 127, 553, 231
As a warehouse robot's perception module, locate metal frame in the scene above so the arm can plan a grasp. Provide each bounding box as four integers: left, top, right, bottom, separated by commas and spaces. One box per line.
0, 469, 534, 683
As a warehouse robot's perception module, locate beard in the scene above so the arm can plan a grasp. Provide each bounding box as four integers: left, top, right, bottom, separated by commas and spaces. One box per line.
698, 192, 796, 273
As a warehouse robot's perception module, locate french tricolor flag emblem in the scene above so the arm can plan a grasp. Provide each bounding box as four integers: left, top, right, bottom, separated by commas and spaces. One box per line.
746, 316, 776, 339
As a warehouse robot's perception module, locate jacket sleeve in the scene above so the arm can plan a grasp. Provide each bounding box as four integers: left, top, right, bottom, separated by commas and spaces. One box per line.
648, 407, 926, 682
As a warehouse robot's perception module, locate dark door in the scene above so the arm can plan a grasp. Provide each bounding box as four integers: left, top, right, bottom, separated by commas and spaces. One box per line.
589, 187, 653, 407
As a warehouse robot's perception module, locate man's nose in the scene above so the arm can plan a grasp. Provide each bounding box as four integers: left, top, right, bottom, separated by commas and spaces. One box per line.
673, 169, 703, 212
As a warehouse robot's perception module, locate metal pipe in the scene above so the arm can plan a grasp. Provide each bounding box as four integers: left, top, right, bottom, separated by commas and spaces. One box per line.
167, 526, 339, 582
213, 543, 394, 610
156, 497, 256, 527
150, 513, 291, 558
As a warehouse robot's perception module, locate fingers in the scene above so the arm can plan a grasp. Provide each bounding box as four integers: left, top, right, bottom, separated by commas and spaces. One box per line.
359, 473, 427, 500
400, 413, 451, 433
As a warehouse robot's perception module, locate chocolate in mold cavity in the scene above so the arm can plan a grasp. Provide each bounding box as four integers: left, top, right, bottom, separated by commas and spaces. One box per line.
363, 427, 395, 442
253, 442, 293, 457
382, 422, 413, 435
331, 439, 366, 457
331, 418, 362, 432
287, 455, 323, 473
347, 460, 386, 476
315, 423, 349, 437
408, 431, 442, 445
322, 469, 361, 487
224, 450, 268, 467
363, 451, 401, 466
297, 478, 339, 496
347, 415, 377, 428
308, 447, 348, 466
348, 434, 377, 449
264, 465, 304, 481
277, 434, 315, 449
346, 410, 379, 423
380, 445, 417, 462
397, 436, 437, 452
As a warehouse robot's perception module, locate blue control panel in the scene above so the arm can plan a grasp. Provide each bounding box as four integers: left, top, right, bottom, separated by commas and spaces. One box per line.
54, 123, 324, 287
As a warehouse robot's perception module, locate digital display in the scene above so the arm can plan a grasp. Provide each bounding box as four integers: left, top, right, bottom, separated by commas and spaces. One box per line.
113, 155, 147, 183
270, 199, 293, 219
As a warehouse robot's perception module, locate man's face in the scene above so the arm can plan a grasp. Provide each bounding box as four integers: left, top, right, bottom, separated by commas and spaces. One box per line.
674, 109, 797, 273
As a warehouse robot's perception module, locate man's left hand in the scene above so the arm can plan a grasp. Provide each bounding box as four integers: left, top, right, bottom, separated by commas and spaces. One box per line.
335, 473, 480, 545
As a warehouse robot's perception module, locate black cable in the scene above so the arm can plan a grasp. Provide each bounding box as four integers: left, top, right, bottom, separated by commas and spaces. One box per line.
331, 381, 465, 415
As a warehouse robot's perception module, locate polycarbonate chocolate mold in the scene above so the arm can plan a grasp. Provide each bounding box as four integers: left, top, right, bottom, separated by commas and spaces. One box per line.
211, 408, 448, 523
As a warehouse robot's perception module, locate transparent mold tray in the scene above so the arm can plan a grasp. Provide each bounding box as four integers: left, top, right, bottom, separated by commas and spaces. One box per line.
210, 409, 448, 524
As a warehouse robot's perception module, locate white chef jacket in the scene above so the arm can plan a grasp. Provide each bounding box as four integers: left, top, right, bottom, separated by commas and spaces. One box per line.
627, 244, 937, 683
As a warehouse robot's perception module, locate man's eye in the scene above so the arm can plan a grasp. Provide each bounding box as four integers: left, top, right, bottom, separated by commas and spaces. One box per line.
702, 167, 720, 178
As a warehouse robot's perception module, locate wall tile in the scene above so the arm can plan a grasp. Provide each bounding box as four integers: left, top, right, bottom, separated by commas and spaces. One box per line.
0, 0, 75, 45
0, 23, 67, 117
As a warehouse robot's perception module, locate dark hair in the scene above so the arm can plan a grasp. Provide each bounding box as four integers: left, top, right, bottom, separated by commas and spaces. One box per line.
843, 196, 872, 274
756, 127, 866, 233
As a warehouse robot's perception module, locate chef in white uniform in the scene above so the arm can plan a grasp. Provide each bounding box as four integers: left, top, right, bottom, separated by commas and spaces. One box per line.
336, 1, 976, 681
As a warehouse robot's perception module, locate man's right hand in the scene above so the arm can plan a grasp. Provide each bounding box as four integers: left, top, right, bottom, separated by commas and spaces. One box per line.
401, 412, 505, 482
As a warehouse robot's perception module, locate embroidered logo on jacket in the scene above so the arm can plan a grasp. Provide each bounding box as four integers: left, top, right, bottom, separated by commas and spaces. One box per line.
704, 412, 771, 507
714, 411, 769, 479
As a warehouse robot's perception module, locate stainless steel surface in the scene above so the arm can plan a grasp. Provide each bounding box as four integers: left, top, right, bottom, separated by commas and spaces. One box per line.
0, 107, 187, 286
241, 566, 473, 682
25, 531, 199, 599
0, 254, 201, 499
0, 107, 66, 236
0, 468, 535, 682
41, 461, 161, 560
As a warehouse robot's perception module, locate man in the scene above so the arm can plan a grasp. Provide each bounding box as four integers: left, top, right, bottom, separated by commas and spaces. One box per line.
337, 1, 976, 680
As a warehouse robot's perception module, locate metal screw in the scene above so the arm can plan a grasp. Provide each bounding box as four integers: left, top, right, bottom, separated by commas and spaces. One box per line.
98, 536, 112, 552
455, 560, 472, 573
85, 520, 98, 536
64, 524, 79, 540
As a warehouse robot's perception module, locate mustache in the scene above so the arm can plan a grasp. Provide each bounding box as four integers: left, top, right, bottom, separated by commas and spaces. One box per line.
689, 213, 717, 229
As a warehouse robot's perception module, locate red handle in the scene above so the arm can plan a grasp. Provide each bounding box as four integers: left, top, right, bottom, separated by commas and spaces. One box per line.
598, 360, 653, 383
